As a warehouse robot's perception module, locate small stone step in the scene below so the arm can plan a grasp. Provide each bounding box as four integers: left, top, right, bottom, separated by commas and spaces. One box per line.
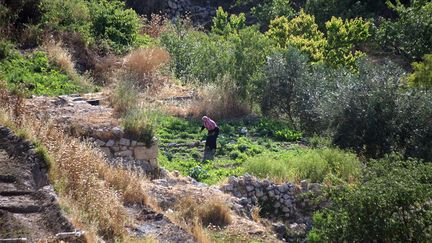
0, 205, 42, 214
0, 191, 33, 196
0, 175, 16, 183
0, 238, 28, 242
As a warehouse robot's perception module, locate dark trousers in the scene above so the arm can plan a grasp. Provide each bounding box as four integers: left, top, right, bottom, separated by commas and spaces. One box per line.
205, 127, 219, 149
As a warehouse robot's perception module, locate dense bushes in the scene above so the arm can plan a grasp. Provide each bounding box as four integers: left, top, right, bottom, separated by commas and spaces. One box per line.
323, 61, 432, 160
89, 0, 140, 54
257, 48, 432, 161
39, 0, 91, 39
161, 20, 272, 98
308, 154, 432, 242
39, 0, 141, 53
376, 0, 432, 61
305, 0, 370, 28
266, 11, 326, 62
255, 47, 308, 123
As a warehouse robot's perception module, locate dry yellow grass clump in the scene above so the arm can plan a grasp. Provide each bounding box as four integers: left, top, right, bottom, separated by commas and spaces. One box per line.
189, 83, 251, 120
175, 196, 232, 228
170, 196, 232, 242
124, 47, 170, 76
43, 40, 94, 90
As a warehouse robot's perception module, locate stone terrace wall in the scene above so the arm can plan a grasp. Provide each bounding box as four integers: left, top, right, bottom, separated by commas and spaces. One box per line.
27, 94, 161, 173
221, 174, 322, 220
91, 137, 159, 173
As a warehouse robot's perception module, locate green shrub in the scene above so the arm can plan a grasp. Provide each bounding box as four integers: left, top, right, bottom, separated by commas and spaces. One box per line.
266, 11, 370, 69
255, 47, 309, 124
407, 54, 432, 89
245, 147, 361, 183
211, 7, 246, 36
39, 0, 92, 41
376, 0, 432, 60
308, 154, 432, 242
304, 0, 371, 28
89, 0, 141, 54
324, 16, 371, 71
189, 166, 210, 182
161, 21, 271, 99
122, 109, 155, 147
110, 79, 139, 114
160, 25, 234, 83
274, 128, 302, 142
0, 49, 84, 96
323, 61, 432, 160
0, 40, 17, 60
251, 0, 294, 27
266, 11, 326, 62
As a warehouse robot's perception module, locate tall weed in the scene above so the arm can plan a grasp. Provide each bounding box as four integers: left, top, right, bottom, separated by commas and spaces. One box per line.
245, 147, 361, 183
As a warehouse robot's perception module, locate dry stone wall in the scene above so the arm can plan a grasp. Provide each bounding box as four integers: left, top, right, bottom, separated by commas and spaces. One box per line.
90, 136, 159, 173
221, 174, 322, 219
221, 174, 323, 241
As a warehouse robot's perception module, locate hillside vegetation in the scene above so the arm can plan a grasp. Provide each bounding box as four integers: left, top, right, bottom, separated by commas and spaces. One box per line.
1, 0, 431, 242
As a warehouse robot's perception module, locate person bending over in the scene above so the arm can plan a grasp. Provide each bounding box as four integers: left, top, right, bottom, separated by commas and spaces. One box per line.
200, 116, 219, 161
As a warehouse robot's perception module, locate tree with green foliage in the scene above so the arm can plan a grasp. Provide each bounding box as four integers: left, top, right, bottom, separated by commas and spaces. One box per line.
376, 0, 432, 61
211, 7, 246, 36
228, 27, 273, 98
308, 154, 432, 242
324, 17, 371, 70
266, 11, 326, 62
408, 54, 432, 89
256, 47, 309, 125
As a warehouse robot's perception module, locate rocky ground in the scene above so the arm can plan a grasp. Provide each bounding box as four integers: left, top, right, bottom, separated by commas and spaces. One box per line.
0, 126, 83, 242
144, 174, 281, 242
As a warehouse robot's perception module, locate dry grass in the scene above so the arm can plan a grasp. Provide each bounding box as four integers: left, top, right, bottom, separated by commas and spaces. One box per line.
175, 196, 232, 228
191, 222, 212, 243
93, 55, 122, 85
123, 47, 170, 89
43, 40, 93, 90
188, 83, 251, 120
110, 79, 140, 115
171, 196, 232, 242
251, 206, 261, 223
0, 97, 150, 240
124, 47, 170, 76
43, 41, 76, 75
142, 14, 168, 38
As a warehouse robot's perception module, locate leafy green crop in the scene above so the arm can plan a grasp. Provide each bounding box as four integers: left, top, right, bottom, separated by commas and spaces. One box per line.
0, 49, 83, 96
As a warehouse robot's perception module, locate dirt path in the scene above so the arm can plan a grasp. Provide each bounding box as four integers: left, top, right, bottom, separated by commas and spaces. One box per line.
0, 126, 80, 241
